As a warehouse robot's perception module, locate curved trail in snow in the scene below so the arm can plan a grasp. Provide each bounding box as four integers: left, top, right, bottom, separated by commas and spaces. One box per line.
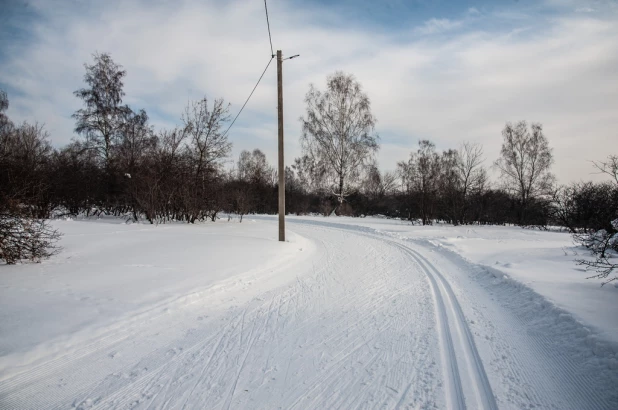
0, 218, 616, 409
0, 221, 440, 409
287, 217, 618, 410
389, 240, 498, 410
289, 221, 498, 410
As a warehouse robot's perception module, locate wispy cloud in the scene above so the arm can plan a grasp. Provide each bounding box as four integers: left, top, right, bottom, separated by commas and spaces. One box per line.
1, 0, 617, 183
414, 18, 463, 35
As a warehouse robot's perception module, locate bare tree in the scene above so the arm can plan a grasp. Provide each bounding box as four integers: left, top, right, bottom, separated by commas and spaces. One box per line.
363, 165, 382, 200
300, 72, 379, 207
1, 120, 54, 218
227, 173, 252, 223
3, 122, 52, 175
117, 109, 155, 175
398, 140, 441, 225
116, 109, 156, 221
437, 149, 460, 224
494, 121, 554, 225
292, 155, 329, 196
149, 127, 189, 222
179, 97, 231, 223
362, 163, 397, 200
382, 171, 398, 196
183, 97, 231, 179
73, 53, 131, 170
592, 155, 618, 185
0, 91, 61, 264
237, 149, 274, 185
455, 142, 486, 224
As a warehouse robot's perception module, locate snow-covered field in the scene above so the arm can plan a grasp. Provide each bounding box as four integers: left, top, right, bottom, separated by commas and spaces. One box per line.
1, 216, 617, 409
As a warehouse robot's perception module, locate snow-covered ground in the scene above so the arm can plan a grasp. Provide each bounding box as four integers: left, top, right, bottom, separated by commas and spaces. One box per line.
278, 216, 618, 343
0, 216, 617, 409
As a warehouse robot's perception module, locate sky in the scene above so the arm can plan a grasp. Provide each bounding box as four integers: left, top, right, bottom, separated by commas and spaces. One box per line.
0, 0, 617, 183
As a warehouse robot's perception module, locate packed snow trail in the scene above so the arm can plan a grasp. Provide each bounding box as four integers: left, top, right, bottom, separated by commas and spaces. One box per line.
284, 217, 618, 409
0, 222, 441, 409
1, 218, 617, 409
389, 240, 497, 410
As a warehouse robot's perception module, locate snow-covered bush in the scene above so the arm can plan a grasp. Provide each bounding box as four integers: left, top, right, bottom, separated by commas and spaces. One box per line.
573, 156, 618, 285
0, 210, 61, 264
575, 218, 618, 285
580, 229, 610, 252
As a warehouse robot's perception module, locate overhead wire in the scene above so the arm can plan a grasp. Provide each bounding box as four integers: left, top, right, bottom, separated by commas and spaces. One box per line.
221, 56, 274, 138
221, 0, 276, 139
264, 0, 275, 57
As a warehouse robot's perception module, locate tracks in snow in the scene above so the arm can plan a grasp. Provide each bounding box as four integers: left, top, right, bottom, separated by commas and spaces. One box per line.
388, 240, 497, 410
291, 219, 618, 409
0, 225, 441, 409
282, 221, 498, 409
0, 220, 501, 409
294, 220, 497, 409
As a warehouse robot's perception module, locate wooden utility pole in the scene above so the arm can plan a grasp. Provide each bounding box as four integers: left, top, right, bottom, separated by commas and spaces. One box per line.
277, 50, 285, 242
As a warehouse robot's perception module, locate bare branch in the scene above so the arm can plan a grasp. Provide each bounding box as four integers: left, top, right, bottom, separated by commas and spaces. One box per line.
300, 72, 379, 205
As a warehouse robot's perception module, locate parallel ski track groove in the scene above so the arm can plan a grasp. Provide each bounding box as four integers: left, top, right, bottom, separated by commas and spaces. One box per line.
408, 230, 616, 409
395, 242, 467, 409
391, 241, 499, 410
296, 222, 497, 410
0, 220, 503, 409
298, 220, 617, 409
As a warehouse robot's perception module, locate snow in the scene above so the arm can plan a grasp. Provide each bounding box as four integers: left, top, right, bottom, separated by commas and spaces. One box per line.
1, 216, 617, 409
280, 216, 618, 343
0, 219, 312, 378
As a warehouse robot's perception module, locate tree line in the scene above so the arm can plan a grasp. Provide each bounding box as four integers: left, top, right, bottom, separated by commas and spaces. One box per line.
1, 53, 616, 280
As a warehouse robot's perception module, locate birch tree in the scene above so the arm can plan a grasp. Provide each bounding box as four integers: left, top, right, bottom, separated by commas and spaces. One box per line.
495, 121, 554, 224
300, 72, 379, 206
73, 53, 131, 171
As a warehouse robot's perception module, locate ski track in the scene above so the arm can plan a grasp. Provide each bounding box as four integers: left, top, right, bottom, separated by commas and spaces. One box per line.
298, 225, 497, 409
388, 240, 498, 410
0, 224, 439, 409
1, 219, 616, 409
417, 239, 618, 409
290, 219, 618, 409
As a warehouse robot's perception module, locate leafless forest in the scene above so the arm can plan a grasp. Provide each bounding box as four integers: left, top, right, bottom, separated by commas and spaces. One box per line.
1, 53, 616, 278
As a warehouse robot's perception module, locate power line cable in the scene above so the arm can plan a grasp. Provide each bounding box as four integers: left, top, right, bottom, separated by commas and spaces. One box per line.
221, 1, 276, 138
264, 0, 274, 57
222, 56, 274, 138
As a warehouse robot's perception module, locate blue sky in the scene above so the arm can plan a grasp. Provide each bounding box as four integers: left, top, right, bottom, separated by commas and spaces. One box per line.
1, 0, 617, 183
